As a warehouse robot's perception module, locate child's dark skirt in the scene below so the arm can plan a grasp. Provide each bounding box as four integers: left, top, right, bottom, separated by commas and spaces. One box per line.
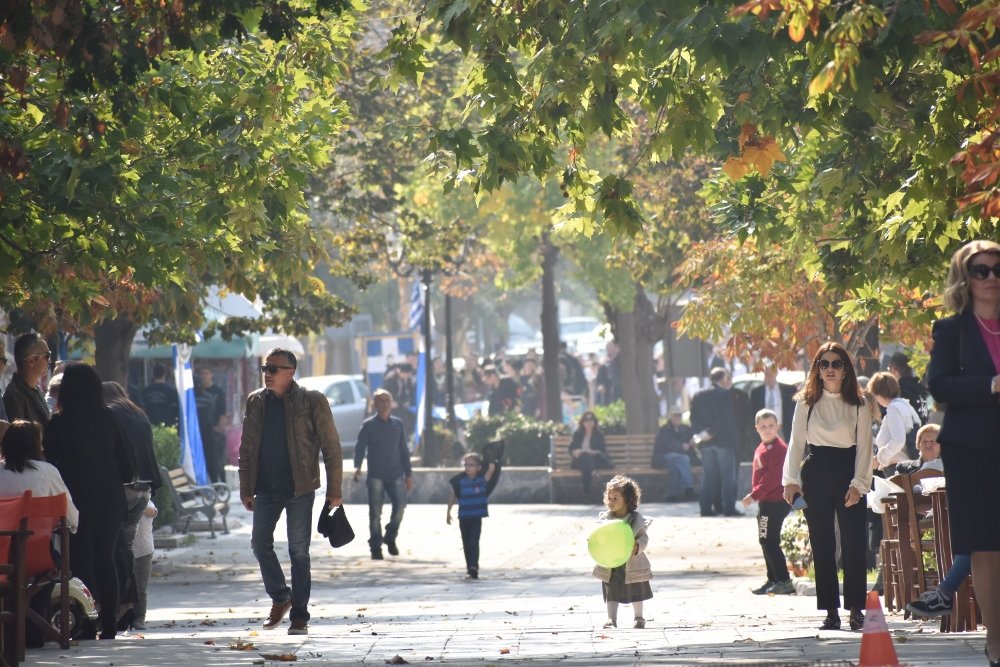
602, 565, 652, 603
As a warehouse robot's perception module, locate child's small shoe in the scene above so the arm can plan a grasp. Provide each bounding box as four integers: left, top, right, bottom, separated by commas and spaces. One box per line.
602, 619, 616, 629
633, 617, 645, 629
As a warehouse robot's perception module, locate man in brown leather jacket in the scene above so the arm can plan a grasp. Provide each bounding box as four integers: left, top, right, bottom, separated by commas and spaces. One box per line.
238, 347, 343, 636
2, 332, 51, 426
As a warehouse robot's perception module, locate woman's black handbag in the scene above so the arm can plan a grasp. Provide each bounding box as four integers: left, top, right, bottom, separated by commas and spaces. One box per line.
317, 502, 355, 548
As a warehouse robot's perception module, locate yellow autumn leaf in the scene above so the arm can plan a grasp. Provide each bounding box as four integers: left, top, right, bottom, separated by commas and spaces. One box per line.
743, 144, 782, 178
808, 62, 837, 97
788, 13, 806, 43
722, 156, 750, 181
760, 138, 787, 164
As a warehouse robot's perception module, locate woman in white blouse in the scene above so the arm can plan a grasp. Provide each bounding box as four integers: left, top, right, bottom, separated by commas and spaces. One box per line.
782, 343, 873, 631
869, 371, 922, 473
0, 420, 80, 532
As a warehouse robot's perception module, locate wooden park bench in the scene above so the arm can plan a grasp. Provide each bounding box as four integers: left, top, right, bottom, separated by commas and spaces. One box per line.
550, 434, 693, 503
159, 467, 231, 538
550, 434, 658, 473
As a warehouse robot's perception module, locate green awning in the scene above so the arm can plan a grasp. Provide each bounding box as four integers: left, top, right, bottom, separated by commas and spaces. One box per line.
130, 333, 257, 359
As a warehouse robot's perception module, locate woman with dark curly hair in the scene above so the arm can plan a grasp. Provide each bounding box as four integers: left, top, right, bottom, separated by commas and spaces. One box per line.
926, 239, 1000, 667
782, 342, 873, 631
43, 363, 136, 639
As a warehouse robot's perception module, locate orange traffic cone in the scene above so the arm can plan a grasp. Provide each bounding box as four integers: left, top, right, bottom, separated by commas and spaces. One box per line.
858, 590, 903, 667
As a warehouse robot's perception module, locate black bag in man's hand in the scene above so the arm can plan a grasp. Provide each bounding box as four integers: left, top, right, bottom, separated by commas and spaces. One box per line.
317, 502, 355, 548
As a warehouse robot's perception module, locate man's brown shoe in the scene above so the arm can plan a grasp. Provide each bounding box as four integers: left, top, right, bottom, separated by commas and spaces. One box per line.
263, 600, 292, 630
288, 619, 308, 635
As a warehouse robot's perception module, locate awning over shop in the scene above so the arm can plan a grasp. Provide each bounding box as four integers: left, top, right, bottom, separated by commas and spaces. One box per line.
131, 333, 255, 359
130, 287, 303, 360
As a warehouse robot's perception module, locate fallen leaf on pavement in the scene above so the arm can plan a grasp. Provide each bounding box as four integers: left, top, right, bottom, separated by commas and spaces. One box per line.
230, 639, 256, 651
499, 648, 510, 655
204, 640, 215, 645
386, 656, 409, 664
260, 653, 297, 661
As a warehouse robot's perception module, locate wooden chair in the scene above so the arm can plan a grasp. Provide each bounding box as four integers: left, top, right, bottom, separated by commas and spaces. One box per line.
19, 494, 71, 658
0, 492, 32, 667
880, 492, 912, 613
888, 486, 921, 616
930, 488, 981, 632
900, 469, 943, 605
879, 495, 901, 612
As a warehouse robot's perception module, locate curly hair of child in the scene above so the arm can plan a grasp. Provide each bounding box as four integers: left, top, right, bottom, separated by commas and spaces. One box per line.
603, 474, 642, 512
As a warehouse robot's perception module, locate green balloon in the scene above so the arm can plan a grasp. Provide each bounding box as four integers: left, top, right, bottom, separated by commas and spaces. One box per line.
587, 519, 635, 569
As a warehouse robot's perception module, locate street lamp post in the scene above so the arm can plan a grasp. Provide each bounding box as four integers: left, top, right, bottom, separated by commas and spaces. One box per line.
444, 292, 457, 432
384, 224, 474, 465
420, 268, 434, 466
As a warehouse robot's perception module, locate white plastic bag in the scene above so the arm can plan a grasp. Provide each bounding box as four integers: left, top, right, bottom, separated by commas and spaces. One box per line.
867, 475, 905, 514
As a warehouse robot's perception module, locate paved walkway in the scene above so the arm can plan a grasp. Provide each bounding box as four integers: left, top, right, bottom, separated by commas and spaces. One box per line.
24, 500, 987, 666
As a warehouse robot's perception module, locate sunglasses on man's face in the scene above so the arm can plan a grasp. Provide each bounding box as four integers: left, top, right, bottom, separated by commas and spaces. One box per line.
260, 364, 294, 375
969, 263, 1000, 280
816, 358, 845, 370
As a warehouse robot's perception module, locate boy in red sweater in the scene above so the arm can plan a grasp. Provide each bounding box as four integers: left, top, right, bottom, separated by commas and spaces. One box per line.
742, 409, 795, 595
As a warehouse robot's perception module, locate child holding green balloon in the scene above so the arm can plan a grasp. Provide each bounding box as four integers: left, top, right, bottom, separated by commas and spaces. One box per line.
591, 474, 652, 629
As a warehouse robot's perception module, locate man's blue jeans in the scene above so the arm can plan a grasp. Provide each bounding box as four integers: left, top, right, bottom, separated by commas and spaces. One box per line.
367, 476, 407, 551
699, 445, 736, 515
659, 452, 694, 494
250, 491, 314, 622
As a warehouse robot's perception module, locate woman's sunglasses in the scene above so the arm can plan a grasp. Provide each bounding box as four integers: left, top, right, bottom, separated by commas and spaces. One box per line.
969, 263, 1000, 280
816, 359, 845, 370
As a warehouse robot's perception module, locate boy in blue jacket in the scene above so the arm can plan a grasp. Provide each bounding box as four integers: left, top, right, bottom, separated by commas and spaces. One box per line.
447, 446, 501, 579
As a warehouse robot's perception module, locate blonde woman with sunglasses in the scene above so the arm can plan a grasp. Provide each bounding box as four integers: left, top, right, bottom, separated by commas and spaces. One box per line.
927, 240, 1000, 667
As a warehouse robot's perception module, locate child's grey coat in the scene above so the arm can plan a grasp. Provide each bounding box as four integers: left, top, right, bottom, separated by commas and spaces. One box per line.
591, 510, 652, 584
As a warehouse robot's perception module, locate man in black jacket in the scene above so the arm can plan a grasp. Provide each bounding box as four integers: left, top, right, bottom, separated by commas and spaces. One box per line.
690, 368, 742, 517
749, 370, 797, 443
651, 408, 696, 501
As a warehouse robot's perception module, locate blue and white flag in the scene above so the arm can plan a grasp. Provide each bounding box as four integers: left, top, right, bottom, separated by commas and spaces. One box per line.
413, 348, 426, 447
408, 280, 424, 332
173, 344, 209, 485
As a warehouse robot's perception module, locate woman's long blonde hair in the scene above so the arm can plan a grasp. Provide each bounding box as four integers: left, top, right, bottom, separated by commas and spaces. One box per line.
943, 240, 1000, 313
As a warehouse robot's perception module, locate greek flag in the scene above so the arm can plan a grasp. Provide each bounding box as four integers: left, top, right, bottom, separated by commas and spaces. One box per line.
414, 349, 426, 447
408, 280, 423, 332
173, 343, 209, 485
407, 279, 431, 446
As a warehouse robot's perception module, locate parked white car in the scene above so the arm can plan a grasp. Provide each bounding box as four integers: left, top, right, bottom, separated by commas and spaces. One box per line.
731, 370, 806, 396
296, 374, 370, 457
